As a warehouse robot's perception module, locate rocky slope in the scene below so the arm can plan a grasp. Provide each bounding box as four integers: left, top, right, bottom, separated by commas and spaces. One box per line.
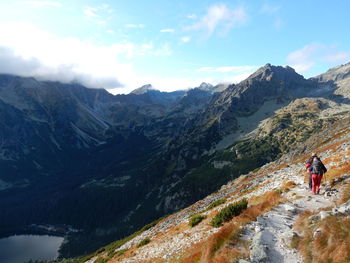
1, 62, 350, 258
75, 117, 350, 263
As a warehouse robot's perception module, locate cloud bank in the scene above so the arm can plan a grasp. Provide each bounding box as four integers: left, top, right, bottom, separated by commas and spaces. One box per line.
0, 22, 172, 90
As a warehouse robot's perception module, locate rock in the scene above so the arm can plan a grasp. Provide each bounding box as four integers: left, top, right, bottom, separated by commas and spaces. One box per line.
250, 232, 268, 263
239, 259, 251, 263
85, 256, 98, 263
255, 225, 263, 233
283, 204, 298, 214
338, 200, 350, 214
320, 211, 331, 220
309, 214, 320, 223
313, 228, 322, 237
323, 187, 338, 197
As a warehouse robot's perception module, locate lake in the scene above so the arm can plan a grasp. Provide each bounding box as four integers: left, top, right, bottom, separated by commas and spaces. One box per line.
0, 234, 64, 263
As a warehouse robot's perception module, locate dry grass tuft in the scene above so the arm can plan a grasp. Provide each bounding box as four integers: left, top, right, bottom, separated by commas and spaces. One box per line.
318, 136, 350, 154
294, 210, 315, 233
181, 251, 202, 263
280, 180, 296, 192
337, 183, 350, 206
295, 215, 350, 263
323, 161, 350, 184
202, 222, 241, 262
211, 247, 246, 263
323, 155, 343, 164
249, 189, 282, 206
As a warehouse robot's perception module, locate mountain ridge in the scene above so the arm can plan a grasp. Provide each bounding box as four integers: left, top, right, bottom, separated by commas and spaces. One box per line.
0, 62, 350, 258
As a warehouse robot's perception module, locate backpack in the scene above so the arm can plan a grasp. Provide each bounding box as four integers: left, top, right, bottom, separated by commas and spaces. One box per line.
312, 159, 322, 175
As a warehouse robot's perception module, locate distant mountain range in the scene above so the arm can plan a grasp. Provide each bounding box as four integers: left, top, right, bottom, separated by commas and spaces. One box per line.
0, 62, 349, 257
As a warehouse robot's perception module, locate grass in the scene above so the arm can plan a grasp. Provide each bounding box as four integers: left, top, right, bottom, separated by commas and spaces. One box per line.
136, 238, 151, 248
189, 214, 207, 227
337, 183, 350, 205
323, 160, 350, 184
294, 213, 350, 263
211, 199, 248, 227
207, 198, 226, 210
202, 222, 242, 261
280, 180, 296, 192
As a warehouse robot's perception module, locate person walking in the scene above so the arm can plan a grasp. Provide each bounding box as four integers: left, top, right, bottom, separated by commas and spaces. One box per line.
308, 156, 327, 195
305, 153, 318, 190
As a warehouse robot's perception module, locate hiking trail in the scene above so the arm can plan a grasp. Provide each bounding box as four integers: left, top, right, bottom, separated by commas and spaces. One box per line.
242, 172, 339, 263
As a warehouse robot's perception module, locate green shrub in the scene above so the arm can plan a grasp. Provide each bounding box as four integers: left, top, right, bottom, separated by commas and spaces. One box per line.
207, 198, 226, 210
275, 189, 283, 194
136, 238, 151, 248
211, 199, 248, 227
94, 257, 110, 263
252, 167, 261, 173
189, 214, 207, 227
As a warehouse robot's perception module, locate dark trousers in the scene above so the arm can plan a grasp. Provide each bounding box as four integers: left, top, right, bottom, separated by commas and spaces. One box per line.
308, 173, 312, 189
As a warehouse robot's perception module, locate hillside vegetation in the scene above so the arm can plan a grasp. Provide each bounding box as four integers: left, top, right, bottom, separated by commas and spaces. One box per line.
62, 116, 350, 262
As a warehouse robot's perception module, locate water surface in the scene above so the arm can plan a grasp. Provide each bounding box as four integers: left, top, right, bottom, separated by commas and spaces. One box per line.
0, 234, 64, 263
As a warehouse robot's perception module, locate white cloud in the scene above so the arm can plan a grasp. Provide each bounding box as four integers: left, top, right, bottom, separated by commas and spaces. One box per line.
160, 28, 175, 33
20, 1, 62, 7
286, 43, 322, 73
106, 29, 115, 34
83, 4, 114, 21
287, 43, 350, 74
197, 65, 258, 73
109, 77, 201, 94
0, 22, 171, 90
125, 24, 145, 29
185, 4, 248, 37
152, 43, 172, 56
194, 65, 258, 86
180, 36, 191, 43
84, 8, 100, 18
260, 4, 280, 14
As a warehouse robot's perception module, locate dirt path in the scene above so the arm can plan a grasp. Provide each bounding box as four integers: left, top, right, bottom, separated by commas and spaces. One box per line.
243, 176, 337, 263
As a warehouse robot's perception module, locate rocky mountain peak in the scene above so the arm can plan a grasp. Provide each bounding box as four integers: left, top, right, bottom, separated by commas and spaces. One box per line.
246, 63, 302, 83
197, 82, 214, 91
130, 84, 157, 94
315, 61, 350, 82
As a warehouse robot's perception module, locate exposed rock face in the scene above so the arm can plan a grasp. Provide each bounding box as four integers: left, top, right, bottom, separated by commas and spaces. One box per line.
315, 62, 350, 82
313, 62, 350, 99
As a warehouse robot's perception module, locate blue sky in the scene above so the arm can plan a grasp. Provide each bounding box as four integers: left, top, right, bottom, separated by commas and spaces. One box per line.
0, 0, 349, 94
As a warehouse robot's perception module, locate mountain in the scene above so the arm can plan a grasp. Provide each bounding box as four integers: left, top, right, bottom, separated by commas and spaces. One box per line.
75, 116, 350, 263
130, 84, 156, 94
0, 62, 350, 258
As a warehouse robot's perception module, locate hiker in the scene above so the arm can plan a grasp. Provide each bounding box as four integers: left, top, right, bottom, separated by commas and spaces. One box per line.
308, 156, 327, 195
305, 153, 318, 190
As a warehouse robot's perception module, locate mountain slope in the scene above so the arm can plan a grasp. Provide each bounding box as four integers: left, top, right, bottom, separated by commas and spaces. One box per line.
76, 117, 350, 263
1, 62, 350, 258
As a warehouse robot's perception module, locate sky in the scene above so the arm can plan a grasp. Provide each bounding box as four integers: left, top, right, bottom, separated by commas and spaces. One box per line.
0, 0, 349, 94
